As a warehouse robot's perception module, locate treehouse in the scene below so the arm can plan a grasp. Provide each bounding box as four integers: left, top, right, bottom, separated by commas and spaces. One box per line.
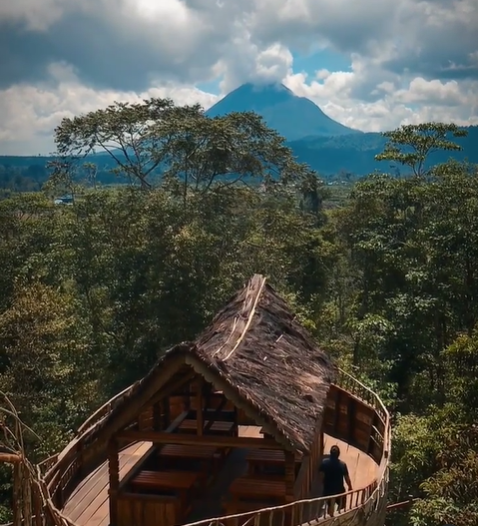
32, 275, 390, 526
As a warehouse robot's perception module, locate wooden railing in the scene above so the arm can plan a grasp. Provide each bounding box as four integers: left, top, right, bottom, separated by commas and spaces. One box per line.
76, 385, 133, 435
32, 369, 390, 526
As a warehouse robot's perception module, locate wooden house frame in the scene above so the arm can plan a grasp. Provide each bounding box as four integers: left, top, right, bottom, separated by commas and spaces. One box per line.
75, 275, 336, 526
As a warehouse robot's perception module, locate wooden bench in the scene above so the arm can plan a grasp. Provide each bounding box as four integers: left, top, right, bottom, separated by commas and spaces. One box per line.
159, 444, 222, 472
245, 449, 302, 476
229, 476, 287, 500
228, 476, 287, 516
208, 420, 236, 435
130, 470, 202, 517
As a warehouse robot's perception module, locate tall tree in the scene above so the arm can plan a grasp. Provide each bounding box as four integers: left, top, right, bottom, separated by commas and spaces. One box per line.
375, 123, 467, 177
53, 100, 314, 194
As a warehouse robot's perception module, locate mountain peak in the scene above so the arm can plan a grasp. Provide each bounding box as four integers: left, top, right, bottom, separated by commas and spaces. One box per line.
206, 82, 361, 141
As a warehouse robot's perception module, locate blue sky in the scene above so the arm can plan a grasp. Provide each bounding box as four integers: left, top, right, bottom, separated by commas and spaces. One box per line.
197, 49, 352, 96
292, 49, 352, 76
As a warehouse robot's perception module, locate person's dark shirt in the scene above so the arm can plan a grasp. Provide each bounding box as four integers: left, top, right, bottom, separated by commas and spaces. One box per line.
319, 456, 349, 496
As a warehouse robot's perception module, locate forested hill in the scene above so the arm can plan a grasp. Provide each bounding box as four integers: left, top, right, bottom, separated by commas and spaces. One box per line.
288, 125, 478, 175
1, 125, 477, 190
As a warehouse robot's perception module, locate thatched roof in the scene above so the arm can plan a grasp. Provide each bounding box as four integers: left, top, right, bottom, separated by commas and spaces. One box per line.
83, 275, 336, 454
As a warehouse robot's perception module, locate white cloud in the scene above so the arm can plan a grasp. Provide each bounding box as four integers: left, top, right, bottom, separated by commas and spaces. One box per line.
0, 63, 218, 155
0, 0, 477, 153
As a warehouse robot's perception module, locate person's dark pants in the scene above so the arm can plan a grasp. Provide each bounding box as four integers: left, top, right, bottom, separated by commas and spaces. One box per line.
323, 489, 346, 514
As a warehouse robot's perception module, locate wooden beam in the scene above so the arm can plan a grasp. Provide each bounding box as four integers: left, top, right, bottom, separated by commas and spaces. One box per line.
117, 430, 285, 450
137, 370, 197, 416
0, 453, 21, 463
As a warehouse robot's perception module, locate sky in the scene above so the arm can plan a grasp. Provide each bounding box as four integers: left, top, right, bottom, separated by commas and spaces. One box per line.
1, 0, 478, 155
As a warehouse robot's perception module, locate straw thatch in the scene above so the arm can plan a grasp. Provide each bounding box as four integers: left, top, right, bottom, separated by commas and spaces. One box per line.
84, 275, 336, 454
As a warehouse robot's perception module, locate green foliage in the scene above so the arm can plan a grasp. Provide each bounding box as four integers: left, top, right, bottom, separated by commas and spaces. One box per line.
375, 123, 467, 177
54, 99, 313, 192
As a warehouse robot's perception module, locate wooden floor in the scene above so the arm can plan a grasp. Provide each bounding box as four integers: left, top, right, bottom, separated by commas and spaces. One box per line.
61, 426, 377, 526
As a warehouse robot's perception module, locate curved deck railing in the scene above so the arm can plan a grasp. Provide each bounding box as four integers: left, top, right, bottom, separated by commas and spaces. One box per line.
33, 369, 391, 526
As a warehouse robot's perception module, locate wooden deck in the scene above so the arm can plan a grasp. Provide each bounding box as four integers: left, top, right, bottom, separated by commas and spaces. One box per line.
61, 427, 377, 526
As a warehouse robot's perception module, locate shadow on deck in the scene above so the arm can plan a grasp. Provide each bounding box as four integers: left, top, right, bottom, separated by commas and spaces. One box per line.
185, 448, 248, 522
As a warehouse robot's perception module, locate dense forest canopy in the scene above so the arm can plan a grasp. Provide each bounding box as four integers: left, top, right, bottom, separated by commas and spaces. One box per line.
0, 99, 477, 526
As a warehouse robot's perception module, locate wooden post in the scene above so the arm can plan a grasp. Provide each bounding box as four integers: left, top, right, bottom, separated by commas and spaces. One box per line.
153, 402, 162, 431
108, 438, 120, 526
33, 482, 43, 526
12, 461, 22, 526
333, 387, 341, 433
318, 426, 324, 460
22, 464, 32, 526
196, 378, 204, 436
161, 397, 170, 429
285, 451, 295, 502
348, 397, 356, 444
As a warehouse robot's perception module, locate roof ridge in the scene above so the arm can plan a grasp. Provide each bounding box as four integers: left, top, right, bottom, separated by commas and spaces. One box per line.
221, 275, 267, 362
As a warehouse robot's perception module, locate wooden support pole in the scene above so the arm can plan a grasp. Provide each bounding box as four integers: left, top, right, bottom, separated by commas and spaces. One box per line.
348, 397, 356, 444
152, 402, 161, 431
161, 397, 170, 429
108, 438, 120, 526
33, 483, 43, 526
196, 377, 204, 436
333, 387, 341, 433
12, 462, 22, 526
285, 451, 296, 502
22, 466, 32, 526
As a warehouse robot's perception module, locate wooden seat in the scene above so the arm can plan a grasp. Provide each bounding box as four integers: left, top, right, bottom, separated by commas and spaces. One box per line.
130, 470, 201, 492
245, 449, 302, 476
229, 476, 287, 500
208, 421, 236, 435
130, 470, 201, 520
159, 444, 222, 473
228, 476, 287, 517
178, 419, 201, 432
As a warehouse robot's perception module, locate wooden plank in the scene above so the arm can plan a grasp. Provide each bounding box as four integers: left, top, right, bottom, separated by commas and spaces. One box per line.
238, 425, 262, 438
130, 470, 200, 491
71, 443, 148, 524
63, 441, 151, 526
64, 441, 147, 519
118, 430, 284, 449
229, 477, 287, 499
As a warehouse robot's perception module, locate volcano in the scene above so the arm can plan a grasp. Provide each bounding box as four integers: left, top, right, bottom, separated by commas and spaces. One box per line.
206, 82, 361, 140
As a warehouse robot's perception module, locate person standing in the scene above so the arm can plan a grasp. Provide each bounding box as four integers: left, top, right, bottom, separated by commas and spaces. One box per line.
318, 445, 352, 516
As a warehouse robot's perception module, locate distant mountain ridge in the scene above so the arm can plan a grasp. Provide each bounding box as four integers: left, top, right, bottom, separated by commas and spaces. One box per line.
206, 82, 361, 141
2, 126, 476, 185
1, 82, 477, 183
